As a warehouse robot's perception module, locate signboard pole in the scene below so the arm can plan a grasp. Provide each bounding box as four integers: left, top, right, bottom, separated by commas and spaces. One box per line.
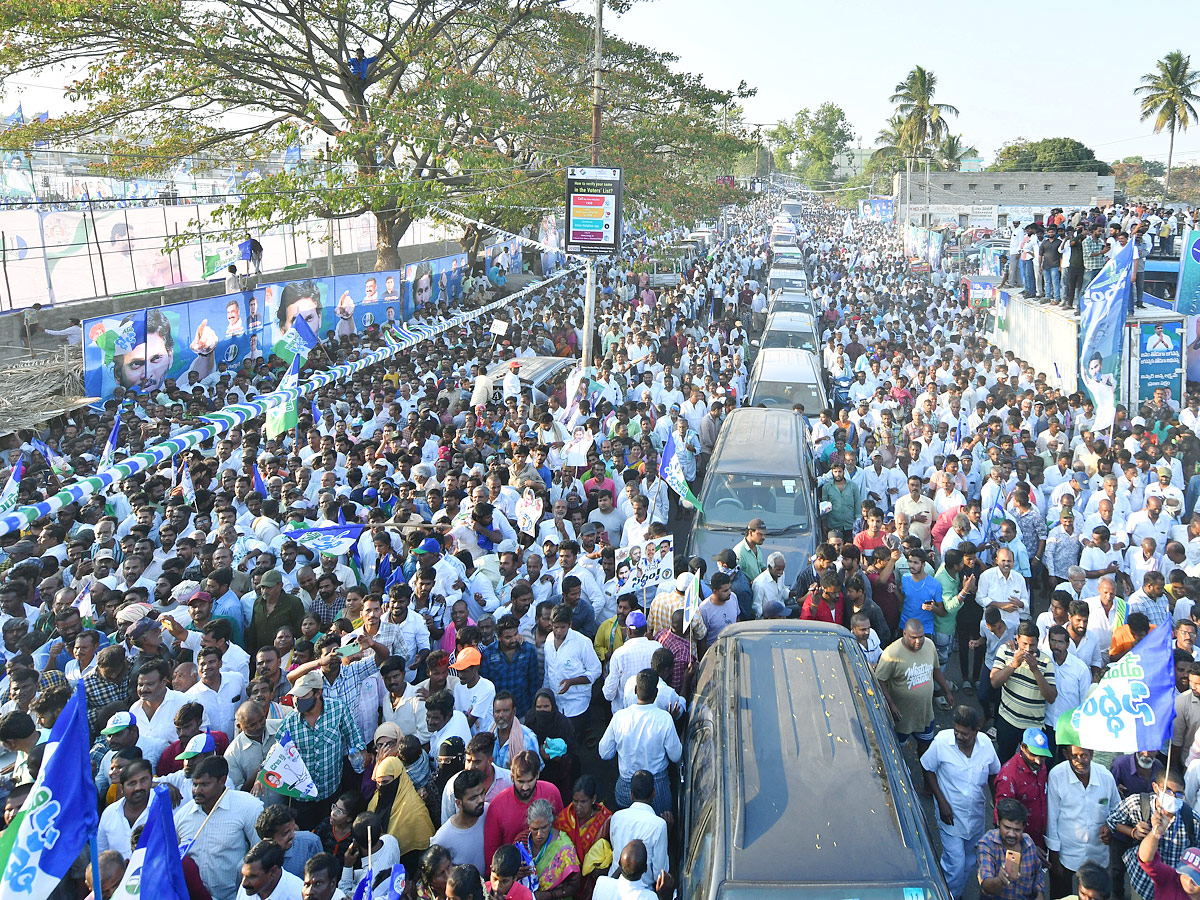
582, 257, 596, 366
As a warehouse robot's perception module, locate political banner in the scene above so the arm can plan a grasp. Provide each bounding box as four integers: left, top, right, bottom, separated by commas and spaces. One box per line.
283, 524, 368, 557
515, 489, 543, 537
1177, 229, 1200, 316
1137, 322, 1183, 407
257, 729, 318, 798
81, 243, 510, 401
1078, 238, 1135, 433
857, 196, 894, 224
614, 535, 675, 600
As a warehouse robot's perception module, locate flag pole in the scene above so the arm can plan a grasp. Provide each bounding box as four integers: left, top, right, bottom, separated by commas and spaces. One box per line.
89, 834, 101, 900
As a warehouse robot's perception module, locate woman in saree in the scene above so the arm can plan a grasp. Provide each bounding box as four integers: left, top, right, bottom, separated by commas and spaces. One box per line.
520, 799, 581, 900
553, 776, 611, 900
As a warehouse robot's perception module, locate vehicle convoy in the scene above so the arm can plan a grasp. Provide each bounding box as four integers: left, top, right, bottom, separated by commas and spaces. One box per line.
680, 621, 951, 900
746, 348, 827, 413
685, 407, 817, 574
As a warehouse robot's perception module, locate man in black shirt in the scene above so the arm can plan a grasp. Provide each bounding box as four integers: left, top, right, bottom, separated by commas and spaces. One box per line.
1039, 225, 1063, 304
1063, 226, 1086, 311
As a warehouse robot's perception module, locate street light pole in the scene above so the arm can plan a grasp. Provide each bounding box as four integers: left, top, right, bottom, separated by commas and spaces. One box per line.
581, 0, 603, 368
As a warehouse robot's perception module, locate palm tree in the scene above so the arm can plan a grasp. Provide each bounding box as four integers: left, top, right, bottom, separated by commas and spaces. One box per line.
1135, 50, 1200, 197
935, 134, 978, 172
889, 65, 959, 157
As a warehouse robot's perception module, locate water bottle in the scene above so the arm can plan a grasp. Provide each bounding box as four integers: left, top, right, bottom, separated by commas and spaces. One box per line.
348, 747, 365, 774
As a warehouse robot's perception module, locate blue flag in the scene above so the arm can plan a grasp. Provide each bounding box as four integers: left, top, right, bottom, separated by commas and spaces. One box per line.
113, 786, 187, 900
311, 400, 322, 426
352, 866, 374, 900
659, 431, 703, 512
253, 464, 267, 497
273, 312, 319, 364
283, 524, 367, 557
1078, 238, 1135, 433
0, 682, 98, 900
1065, 621, 1176, 752
386, 865, 406, 900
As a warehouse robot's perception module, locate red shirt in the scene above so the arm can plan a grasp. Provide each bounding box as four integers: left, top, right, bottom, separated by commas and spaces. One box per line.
800, 591, 844, 625
853, 531, 887, 555
157, 729, 230, 775
483, 782, 564, 875
994, 750, 1049, 848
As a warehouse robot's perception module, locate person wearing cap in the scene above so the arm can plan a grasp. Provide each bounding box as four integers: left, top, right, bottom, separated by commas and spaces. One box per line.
449, 646, 495, 734
994, 727, 1053, 851
277, 668, 365, 829
1110, 767, 1199, 900
920, 704, 1000, 899
601, 610, 662, 715
160, 729, 236, 805
245, 570, 305, 662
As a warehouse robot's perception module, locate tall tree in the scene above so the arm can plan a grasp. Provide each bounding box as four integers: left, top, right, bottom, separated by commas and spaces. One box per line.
767, 102, 853, 178
933, 134, 977, 172
1135, 50, 1200, 197
888, 65, 959, 158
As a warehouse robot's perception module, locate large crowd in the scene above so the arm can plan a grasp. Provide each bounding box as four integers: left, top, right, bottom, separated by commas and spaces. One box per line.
0, 187, 1200, 900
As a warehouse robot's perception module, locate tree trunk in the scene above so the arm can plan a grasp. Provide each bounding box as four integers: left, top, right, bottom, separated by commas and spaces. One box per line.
1166, 127, 1176, 199
375, 209, 413, 271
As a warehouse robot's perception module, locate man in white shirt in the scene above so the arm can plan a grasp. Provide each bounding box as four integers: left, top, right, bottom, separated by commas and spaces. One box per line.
601, 613, 662, 714
133, 657, 200, 750
593, 841, 667, 900
235, 839, 303, 900
599, 670, 682, 813
543, 605, 602, 725
606, 771, 669, 888
1045, 744, 1120, 898
975, 549, 1029, 635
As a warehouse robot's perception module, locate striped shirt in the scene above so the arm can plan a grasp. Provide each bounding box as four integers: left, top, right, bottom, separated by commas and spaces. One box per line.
993, 645, 1056, 730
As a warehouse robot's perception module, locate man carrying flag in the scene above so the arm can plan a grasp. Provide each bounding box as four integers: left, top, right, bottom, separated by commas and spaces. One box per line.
266, 356, 302, 440
98, 409, 121, 471
660, 424, 702, 517
0, 683, 98, 900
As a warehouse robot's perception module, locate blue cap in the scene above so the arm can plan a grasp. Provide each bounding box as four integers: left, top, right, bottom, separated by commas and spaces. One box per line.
625, 611, 648, 629
176, 731, 217, 760
1021, 727, 1052, 757
412, 537, 441, 555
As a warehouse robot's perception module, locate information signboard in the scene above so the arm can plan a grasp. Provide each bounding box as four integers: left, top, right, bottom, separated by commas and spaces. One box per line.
565, 167, 622, 255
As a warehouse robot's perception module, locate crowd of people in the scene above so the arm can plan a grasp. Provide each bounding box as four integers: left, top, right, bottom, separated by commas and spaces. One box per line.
0, 187, 1199, 900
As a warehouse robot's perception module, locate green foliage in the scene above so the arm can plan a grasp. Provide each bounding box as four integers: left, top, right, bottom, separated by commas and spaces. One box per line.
0, 0, 748, 269
1134, 50, 1200, 196
767, 102, 852, 177
886, 66, 958, 158
932, 134, 978, 172
989, 138, 1112, 175
1165, 165, 1200, 203
1115, 155, 1166, 178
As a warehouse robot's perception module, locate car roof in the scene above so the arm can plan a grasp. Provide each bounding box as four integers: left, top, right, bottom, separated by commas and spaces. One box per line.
764, 311, 817, 331
718, 624, 923, 885
752, 348, 822, 383
484, 355, 575, 383
708, 408, 806, 477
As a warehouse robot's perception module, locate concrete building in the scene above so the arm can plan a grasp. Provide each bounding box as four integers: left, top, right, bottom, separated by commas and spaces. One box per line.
891, 170, 1117, 229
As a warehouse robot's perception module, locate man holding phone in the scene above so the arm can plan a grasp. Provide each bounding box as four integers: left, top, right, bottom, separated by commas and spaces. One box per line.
978, 798, 1047, 900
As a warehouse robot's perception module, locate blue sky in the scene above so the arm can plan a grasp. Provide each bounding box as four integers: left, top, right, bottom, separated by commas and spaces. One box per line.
603, 0, 1200, 167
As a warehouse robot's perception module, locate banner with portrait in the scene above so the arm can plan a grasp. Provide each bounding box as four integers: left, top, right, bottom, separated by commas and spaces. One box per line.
857, 196, 894, 224
82, 244, 505, 400
613, 536, 675, 602
1137, 321, 1184, 407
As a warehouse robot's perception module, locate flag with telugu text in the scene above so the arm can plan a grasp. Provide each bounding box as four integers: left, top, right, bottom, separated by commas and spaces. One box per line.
659, 431, 702, 512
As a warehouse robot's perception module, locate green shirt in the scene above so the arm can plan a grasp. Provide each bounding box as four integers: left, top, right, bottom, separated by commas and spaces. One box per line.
279, 697, 364, 800
822, 479, 861, 532
734, 539, 766, 583
245, 592, 305, 655
932, 566, 962, 635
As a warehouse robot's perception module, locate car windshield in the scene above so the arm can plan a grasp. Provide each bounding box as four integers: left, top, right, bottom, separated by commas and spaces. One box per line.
770, 277, 808, 291
751, 381, 823, 410
698, 473, 811, 529
762, 330, 817, 352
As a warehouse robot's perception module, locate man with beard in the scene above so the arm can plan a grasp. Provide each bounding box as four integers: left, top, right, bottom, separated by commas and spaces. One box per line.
482, 749, 563, 873
977, 798, 1047, 900
97, 758, 152, 858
